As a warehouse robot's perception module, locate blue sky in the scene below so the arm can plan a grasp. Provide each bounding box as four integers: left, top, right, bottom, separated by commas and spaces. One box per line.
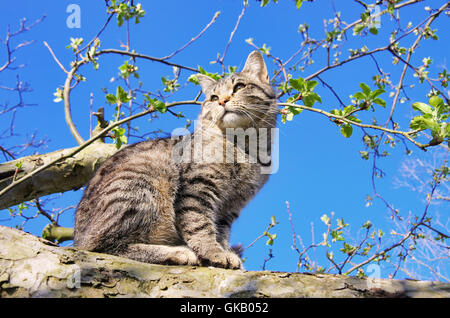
1, 0, 448, 280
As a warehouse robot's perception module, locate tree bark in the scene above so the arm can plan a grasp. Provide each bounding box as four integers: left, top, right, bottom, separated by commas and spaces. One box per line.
0, 142, 118, 210
0, 225, 448, 298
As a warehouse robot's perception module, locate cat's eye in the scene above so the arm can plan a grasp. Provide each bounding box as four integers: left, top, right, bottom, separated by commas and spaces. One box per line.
233, 83, 246, 93
210, 95, 219, 102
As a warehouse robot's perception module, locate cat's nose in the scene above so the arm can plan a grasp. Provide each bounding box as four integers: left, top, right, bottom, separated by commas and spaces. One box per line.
218, 96, 230, 106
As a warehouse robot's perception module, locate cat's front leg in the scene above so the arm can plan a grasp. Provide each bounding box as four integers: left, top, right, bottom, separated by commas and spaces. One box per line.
176, 206, 242, 269
205, 249, 242, 270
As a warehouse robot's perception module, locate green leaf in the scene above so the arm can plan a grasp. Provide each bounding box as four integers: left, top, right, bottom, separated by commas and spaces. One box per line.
347, 115, 362, 123
362, 220, 373, 229
53, 88, 63, 103
15, 161, 23, 169
428, 96, 443, 108
343, 105, 355, 115
116, 86, 129, 103
66, 37, 83, 52
320, 214, 330, 226
198, 66, 222, 81
289, 78, 306, 92
161, 76, 180, 92
360, 83, 371, 96
265, 232, 277, 246
353, 23, 365, 35
340, 242, 357, 255
112, 126, 127, 149
187, 74, 200, 85
436, 104, 449, 118
146, 97, 167, 114
373, 98, 386, 107
346, 116, 360, 123
119, 60, 138, 79
306, 80, 318, 90
370, 88, 385, 99
337, 218, 348, 228
353, 92, 366, 100
282, 105, 302, 123
296, 0, 303, 9
360, 151, 369, 160
360, 11, 370, 22
409, 116, 440, 132
270, 215, 276, 226
340, 123, 353, 138
288, 106, 302, 116
330, 109, 342, 116
331, 230, 344, 242
369, 27, 378, 35
302, 92, 321, 107
412, 102, 433, 115
106, 94, 117, 104
117, 15, 124, 27
387, 3, 395, 14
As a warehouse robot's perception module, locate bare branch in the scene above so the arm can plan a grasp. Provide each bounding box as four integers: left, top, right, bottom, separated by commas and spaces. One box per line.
0, 100, 201, 208
43, 41, 69, 74
278, 102, 430, 150
161, 11, 221, 60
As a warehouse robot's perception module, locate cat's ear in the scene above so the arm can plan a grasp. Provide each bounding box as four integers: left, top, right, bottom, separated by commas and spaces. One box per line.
241, 50, 269, 84
196, 74, 217, 95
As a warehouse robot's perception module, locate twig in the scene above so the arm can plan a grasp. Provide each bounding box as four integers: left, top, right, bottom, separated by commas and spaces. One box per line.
340, 0, 423, 35
34, 198, 56, 225
286, 201, 299, 253
77, 13, 115, 54
344, 168, 443, 275
63, 62, 87, 145
0, 100, 201, 200
262, 249, 274, 270
385, 1, 449, 126
317, 75, 346, 107
0, 16, 46, 72
277, 102, 430, 150
96, 49, 198, 72
89, 93, 93, 138
43, 41, 69, 74
218, 4, 247, 69
304, 46, 390, 82
61, 46, 199, 145
161, 11, 220, 60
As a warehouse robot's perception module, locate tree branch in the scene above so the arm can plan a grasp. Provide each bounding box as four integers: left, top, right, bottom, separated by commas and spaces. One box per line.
0, 100, 200, 209
2, 225, 448, 298
95, 49, 198, 72
277, 102, 430, 150
160, 11, 221, 60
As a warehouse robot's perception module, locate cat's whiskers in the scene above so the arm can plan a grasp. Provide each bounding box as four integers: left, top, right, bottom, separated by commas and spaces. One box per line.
231, 104, 277, 129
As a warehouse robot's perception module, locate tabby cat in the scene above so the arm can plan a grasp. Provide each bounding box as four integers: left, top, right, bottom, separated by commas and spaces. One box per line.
74, 51, 278, 269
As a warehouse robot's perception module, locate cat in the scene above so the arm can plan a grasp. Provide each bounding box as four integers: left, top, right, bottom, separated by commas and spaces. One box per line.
74, 50, 278, 269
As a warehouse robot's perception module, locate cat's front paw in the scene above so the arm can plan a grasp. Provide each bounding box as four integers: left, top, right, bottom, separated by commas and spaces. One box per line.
167, 247, 199, 266
201, 250, 242, 269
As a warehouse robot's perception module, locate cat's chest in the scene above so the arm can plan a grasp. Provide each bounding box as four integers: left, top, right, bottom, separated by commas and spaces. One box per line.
225, 163, 268, 200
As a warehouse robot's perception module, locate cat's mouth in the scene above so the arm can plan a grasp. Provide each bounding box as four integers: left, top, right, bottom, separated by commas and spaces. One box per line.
223, 105, 245, 115
219, 107, 250, 128
223, 109, 240, 115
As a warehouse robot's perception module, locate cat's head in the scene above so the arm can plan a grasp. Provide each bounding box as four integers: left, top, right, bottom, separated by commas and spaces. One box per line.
197, 51, 277, 131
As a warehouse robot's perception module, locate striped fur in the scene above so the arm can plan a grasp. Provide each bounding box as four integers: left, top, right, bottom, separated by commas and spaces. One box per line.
74, 51, 277, 269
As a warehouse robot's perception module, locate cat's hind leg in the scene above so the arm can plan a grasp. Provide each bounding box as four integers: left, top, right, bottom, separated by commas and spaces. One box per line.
119, 244, 199, 266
